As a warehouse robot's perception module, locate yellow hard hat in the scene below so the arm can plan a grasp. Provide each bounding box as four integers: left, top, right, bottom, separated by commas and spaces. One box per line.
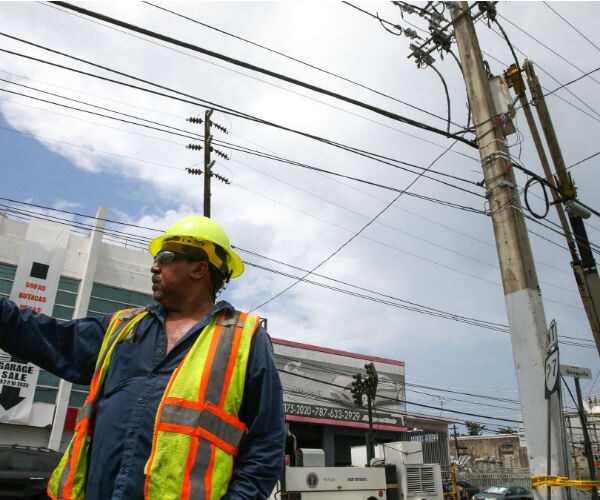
148, 215, 244, 278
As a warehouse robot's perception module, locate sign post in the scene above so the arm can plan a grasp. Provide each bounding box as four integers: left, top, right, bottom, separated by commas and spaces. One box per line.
562, 365, 598, 500
544, 320, 559, 500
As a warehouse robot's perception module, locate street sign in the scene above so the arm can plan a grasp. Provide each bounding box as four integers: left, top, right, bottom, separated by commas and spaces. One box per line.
560, 364, 592, 379
545, 345, 560, 398
547, 319, 558, 351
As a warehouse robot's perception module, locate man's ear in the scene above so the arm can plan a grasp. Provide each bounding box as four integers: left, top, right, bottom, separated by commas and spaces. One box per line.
189, 260, 210, 280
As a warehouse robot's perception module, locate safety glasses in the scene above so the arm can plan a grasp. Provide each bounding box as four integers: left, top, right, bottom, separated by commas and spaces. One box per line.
153, 250, 195, 266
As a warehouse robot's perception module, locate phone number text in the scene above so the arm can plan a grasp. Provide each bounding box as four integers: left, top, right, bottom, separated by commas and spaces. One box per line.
284, 403, 361, 422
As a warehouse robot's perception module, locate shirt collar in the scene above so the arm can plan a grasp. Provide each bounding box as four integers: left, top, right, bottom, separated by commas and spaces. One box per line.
149, 300, 234, 320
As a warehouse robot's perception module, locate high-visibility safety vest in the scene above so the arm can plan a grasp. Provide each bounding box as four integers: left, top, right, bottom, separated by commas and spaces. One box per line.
47, 307, 260, 500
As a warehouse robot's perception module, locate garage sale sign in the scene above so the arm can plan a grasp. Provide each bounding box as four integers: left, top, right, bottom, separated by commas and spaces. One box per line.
0, 220, 68, 424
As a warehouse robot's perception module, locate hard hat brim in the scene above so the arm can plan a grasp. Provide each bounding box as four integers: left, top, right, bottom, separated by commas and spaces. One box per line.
148, 235, 244, 278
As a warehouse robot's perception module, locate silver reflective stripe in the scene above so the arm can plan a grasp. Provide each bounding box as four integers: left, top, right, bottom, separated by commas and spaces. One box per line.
161, 404, 245, 450
189, 441, 210, 498
204, 311, 242, 405
57, 444, 73, 494
80, 403, 94, 421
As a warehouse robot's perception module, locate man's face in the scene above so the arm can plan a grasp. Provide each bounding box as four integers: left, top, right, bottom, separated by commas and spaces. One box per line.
150, 250, 205, 306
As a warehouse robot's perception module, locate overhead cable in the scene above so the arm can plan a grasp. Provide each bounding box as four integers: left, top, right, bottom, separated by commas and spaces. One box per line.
141, 1, 459, 129
249, 140, 463, 312
498, 13, 600, 88
0, 199, 594, 348
542, 2, 600, 53
51, 1, 477, 148
0, 39, 481, 196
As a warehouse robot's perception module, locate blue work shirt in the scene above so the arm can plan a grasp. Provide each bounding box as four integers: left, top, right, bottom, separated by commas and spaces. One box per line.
0, 297, 285, 499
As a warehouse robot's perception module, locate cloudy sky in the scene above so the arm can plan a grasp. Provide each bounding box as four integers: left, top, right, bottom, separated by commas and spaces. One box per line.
0, 1, 598, 434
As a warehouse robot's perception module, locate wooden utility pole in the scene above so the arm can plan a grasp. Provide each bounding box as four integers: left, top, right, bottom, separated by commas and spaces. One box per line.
186, 110, 230, 217
204, 109, 214, 218
522, 60, 600, 358
449, 4, 568, 499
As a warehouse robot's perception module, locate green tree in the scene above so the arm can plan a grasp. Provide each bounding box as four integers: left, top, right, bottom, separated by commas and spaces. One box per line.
496, 427, 516, 434
465, 421, 486, 436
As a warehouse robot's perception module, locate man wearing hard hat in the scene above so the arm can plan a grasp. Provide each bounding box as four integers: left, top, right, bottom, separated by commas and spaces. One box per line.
0, 215, 285, 500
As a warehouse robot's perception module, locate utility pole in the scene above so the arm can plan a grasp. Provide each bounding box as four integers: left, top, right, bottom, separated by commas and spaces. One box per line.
522, 60, 600, 358
186, 110, 230, 218
573, 377, 598, 500
203, 109, 214, 217
449, 4, 568, 499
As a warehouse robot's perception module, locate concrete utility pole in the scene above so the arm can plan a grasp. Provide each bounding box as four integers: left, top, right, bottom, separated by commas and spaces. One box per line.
449, 4, 568, 499
522, 60, 600, 358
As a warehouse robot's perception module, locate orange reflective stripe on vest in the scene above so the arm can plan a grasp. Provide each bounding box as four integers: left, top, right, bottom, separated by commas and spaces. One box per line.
144, 310, 259, 500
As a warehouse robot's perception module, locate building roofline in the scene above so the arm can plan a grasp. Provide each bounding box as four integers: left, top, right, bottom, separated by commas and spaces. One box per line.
272, 337, 405, 366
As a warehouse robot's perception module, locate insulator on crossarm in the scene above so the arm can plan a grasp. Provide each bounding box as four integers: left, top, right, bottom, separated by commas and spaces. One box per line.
186, 143, 202, 151
187, 117, 203, 124
212, 122, 229, 134
185, 168, 203, 175
213, 149, 229, 160
212, 172, 231, 185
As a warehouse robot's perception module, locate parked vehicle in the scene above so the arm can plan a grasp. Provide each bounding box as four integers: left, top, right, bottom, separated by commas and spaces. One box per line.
443, 480, 480, 499
472, 485, 533, 500
0, 445, 62, 499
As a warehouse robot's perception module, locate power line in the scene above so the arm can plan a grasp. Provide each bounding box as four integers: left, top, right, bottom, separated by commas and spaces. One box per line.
0, 83, 592, 292
0, 46, 484, 191
485, 24, 600, 121
479, 44, 600, 125
0, 37, 483, 202
0, 123, 183, 171
1, 73, 477, 188
544, 65, 600, 99
542, 2, 600, 53
38, 3, 482, 168
1, 199, 595, 349
141, 1, 461, 130
276, 363, 523, 424
0, 76, 201, 139
497, 13, 600, 88
51, 1, 477, 148
249, 140, 461, 312
0, 85, 198, 140
276, 353, 522, 410
568, 151, 600, 170
0, 94, 484, 215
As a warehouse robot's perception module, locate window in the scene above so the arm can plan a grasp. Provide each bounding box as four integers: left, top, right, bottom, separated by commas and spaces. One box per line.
87, 282, 153, 318
0, 262, 16, 298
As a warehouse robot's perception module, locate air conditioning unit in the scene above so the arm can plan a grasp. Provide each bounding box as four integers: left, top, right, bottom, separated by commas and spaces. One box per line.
351, 442, 443, 500
403, 463, 443, 500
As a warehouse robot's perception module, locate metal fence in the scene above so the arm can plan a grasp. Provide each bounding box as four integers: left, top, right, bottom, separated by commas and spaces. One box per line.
399, 431, 450, 467
457, 470, 532, 491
